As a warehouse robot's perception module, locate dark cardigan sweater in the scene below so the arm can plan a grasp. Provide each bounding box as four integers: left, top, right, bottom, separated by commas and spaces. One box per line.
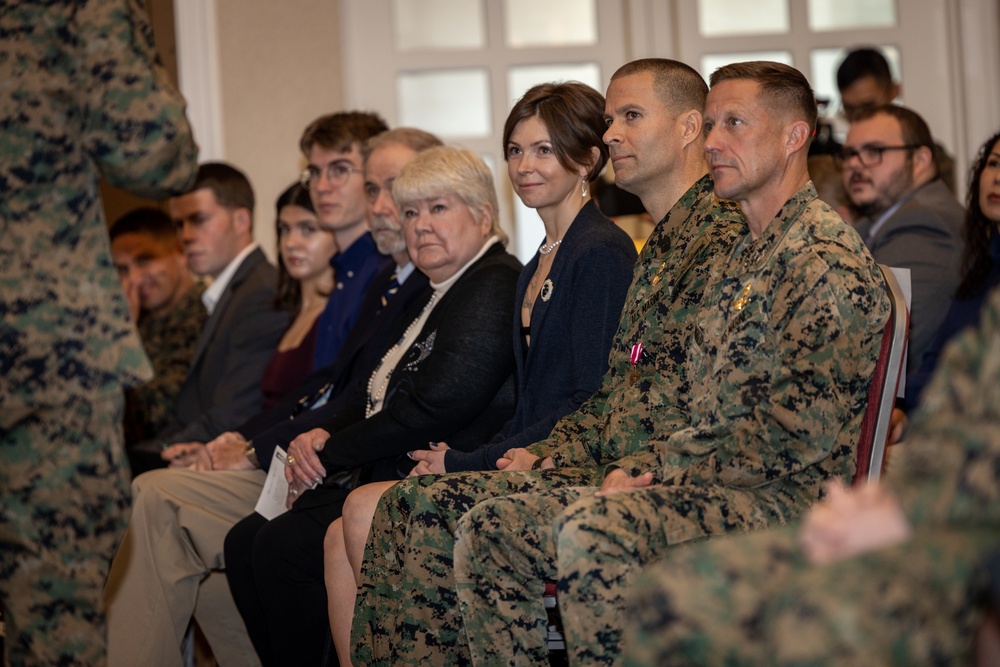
295, 242, 522, 516
445, 200, 637, 472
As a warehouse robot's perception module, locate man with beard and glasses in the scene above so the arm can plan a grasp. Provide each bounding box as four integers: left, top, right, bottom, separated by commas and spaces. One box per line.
839, 105, 964, 402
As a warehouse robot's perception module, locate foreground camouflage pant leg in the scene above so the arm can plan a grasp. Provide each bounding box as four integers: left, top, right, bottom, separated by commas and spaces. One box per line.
623, 526, 995, 667
455, 486, 592, 666
352, 468, 592, 666
456, 484, 797, 666
557, 484, 795, 666
351, 474, 437, 666
0, 393, 129, 667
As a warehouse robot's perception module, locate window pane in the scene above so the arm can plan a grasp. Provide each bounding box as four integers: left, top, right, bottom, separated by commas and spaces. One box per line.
393, 0, 485, 51
701, 51, 793, 81
807, 0, 896, 32
504, 0, 597, 48
810, 46, 902, 119
397, 69, 491, 138
507, 63, 601, 109
697, 0, 789, 37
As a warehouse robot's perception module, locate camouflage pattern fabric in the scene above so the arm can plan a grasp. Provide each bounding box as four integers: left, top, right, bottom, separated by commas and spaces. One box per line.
624, 526, 995, 667
620, 271, 1000, 667
450, 183, 890, 666
124, 282, 206, 446
351, 176, 744, 665
0, 0, 197, 663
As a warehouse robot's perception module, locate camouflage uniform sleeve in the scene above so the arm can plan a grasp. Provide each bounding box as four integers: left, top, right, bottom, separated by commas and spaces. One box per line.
889, 286, 1000, 527
127, 287, 206, 439
639, 255, 884, 487
80, 0, 198, 196
526, 380, 610, 464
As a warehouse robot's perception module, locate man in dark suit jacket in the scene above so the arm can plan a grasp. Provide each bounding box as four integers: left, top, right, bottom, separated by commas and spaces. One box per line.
842, 105, 964, 400
127, 162, 288, 475
105, 130, 444, 666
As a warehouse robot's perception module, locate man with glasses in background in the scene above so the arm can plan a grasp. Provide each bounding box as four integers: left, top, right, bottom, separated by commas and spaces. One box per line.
838, 105, 964, 405
836, 47, 955, 192
301, 112, 392, 369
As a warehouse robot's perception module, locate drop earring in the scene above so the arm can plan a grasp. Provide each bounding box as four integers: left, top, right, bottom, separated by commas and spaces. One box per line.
582, 178, 589, 199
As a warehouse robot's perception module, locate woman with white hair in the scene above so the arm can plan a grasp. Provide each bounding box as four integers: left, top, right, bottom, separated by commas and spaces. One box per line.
223, 146, 522, 667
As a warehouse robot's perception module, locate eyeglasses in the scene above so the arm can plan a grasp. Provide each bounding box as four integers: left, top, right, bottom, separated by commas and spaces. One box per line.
300, 162, 358, 189
833, 144, 923, 169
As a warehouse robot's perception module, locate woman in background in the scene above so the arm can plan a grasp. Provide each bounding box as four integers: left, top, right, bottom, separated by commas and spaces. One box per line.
907, 129, 1000, 407
259, 183, 336, 408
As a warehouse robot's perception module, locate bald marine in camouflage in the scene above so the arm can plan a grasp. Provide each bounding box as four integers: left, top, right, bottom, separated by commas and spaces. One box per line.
451, 61, 890, 666
350, 58, 738, 666
0, 0, 198, 664
624, 284, 1000, 667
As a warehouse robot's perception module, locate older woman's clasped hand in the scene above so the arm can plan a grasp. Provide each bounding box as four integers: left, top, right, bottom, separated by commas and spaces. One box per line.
284, 427, 330, 509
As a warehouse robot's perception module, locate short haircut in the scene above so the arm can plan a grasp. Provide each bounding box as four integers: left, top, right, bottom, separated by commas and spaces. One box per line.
299, 111, 389, 156
187, 162, 255, 215
393, 145, 507, 245
710, 61, 818, 134
852, 105, 933, 151
836, 47, 893, 92
610, 58, 708, 115
362, 127, 443, 161
109, 207, 176, 243
502, 81, 609, 181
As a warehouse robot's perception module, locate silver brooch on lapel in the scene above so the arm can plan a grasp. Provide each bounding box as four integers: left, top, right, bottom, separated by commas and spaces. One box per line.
540, 279, 554, 302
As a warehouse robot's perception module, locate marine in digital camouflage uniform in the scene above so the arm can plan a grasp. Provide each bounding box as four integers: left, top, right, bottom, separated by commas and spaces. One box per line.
623, 285, 1000, 667
447, 63, 890, 666
454, 181, 889, 666
124, 282, 207, 446
0, 0, 198, 664
351, 173, 745, 666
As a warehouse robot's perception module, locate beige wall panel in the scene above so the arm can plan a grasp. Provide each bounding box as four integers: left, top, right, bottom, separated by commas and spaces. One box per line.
215, 0, 344, 261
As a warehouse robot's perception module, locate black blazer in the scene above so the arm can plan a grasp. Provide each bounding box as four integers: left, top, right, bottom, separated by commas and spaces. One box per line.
295, 242, 522, 517
446, 201, 637, 471
161, 247, 287, 444
238, 262, 432, 468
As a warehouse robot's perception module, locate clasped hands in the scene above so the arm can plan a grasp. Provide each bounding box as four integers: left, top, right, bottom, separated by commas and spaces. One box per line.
161, 431, 252, 471
798, 478, 911, 565
404, 444, 556, 477
284, 428, 330, 509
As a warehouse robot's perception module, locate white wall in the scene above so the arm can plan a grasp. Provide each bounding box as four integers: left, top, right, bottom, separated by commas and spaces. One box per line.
175, 0, 345, 262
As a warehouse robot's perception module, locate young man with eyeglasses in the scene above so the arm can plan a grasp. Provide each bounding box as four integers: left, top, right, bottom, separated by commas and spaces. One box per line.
300, 112, 392, 369
838, 104, 964, 402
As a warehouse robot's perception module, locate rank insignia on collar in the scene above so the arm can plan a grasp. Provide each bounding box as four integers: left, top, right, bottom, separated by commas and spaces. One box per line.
733, 282, 753, 311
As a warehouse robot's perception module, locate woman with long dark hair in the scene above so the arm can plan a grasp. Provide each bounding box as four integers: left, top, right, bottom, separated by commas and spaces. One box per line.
259, 183, 336, 408
908, 129, 1000, 406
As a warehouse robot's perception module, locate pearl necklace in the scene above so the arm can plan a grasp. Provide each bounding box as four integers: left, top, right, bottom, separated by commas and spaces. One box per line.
539, 238, 562, 255
365, 292, 439, 418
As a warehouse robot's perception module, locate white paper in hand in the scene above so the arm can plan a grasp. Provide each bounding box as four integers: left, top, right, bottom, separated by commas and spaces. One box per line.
254, 447, 290, 520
